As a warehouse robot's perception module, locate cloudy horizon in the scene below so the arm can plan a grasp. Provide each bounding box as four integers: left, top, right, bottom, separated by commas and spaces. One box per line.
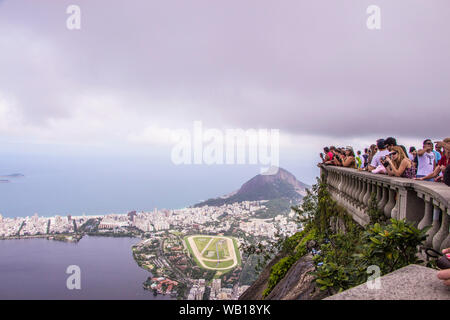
1, 1, 449, 146
0, 0, 449, 217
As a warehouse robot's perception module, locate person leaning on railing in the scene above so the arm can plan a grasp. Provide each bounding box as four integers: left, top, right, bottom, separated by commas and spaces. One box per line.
356, 150, 363, 168
331, 147, 356, 168
367, 139, 390, 172
326, 147, 344, 166
383, 146, 416, 179
321, 146, 338, 166
362, 148, 369, 168
435, 138, 450, 186
319, 147, 334, 164
444, 166, 450, 186
415, 141, 449, 182
416, 139, 436, 180
367, 144, 377, 166
408, 146, 418, 168
358, 145, 377, 172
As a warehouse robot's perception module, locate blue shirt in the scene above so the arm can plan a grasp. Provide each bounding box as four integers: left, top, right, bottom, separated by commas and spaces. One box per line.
433, 150, 442, 165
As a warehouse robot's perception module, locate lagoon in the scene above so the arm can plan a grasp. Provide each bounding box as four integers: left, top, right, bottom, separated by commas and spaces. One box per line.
0, 236, 171, 300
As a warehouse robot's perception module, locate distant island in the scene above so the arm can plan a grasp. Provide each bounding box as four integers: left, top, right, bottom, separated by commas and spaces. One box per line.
0, 174, 25, 183
0, 173, 24, 178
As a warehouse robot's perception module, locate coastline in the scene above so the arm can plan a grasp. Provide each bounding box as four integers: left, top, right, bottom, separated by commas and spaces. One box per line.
1, 233, 113, 243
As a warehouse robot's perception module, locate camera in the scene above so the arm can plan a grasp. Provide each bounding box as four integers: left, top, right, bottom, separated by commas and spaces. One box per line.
437, 255, 450, 269
381, 155, 390, 167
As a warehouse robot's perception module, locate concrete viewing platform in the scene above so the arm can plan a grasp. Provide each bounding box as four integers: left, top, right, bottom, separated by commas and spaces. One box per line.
325, 265, 450, 300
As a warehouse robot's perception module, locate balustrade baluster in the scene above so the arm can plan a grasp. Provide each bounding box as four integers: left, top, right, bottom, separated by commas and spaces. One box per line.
358, 179, 366, 206
417, 196, 432, 230
378, 185, 388, 214
346, 175, 352, 202
376, 184, 382, 206
352, 177, 360, 205
363, 181, 372, 207
433, 207, 449, 252
344, 175, 350, 202
440, 208, 450, 251
353, 178, 361, 206
347, 175, 353, 203
384, 188, 395, 218
391, 190, 399, 219
425, 204, 442, 248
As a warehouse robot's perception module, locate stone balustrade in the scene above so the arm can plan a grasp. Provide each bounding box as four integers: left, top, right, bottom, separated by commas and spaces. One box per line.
319, 164, 450, 252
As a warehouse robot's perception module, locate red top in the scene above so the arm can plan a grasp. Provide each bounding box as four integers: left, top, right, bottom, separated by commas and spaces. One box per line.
438, 154, 448, 166
327, 152, 334, 161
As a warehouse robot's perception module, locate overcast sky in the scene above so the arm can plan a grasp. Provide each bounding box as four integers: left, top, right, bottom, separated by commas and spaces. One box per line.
1, 0, 449, 154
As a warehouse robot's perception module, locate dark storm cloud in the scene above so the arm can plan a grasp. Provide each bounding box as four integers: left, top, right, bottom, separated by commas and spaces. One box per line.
0, 0, 449, 142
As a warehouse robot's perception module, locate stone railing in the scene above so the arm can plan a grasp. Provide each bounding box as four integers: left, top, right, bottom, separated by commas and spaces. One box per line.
319, 164, 450, 252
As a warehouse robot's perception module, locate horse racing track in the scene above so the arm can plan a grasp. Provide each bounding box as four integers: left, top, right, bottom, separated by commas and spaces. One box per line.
184, 235, 241, 271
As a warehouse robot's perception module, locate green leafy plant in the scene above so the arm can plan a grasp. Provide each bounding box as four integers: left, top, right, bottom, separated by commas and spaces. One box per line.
360, 219, 428, 273
313, 218, 428, 294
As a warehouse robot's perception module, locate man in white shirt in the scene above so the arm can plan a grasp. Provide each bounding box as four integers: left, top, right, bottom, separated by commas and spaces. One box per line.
416, 139, 435, 180
368, 139, 390, 173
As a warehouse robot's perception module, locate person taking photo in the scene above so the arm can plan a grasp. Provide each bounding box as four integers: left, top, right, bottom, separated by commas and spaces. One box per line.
383, 146, 416, 178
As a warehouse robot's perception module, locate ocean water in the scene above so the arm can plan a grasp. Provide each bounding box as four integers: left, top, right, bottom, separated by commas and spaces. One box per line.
0, 149, 318, 218
0, 236, 171, 300
0, 152, 258, 217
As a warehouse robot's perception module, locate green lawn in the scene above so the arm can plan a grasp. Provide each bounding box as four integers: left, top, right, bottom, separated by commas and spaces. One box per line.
232, 238, 242, 265
202, 238, 230, 259
203, 259, 235, 269
184, 236, 203, 268
193, 236, 211, 253
185, 235, 240, 271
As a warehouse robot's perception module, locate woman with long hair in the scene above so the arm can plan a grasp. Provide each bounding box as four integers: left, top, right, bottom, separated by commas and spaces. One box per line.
384, 146, 416, 178
367, 144, 377, 166
336, 147, 356, 168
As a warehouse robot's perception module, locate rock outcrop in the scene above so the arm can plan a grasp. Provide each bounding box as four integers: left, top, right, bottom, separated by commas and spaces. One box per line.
239, 252, 286, 300
239, 252, 328, 300
265, 254, 327, 300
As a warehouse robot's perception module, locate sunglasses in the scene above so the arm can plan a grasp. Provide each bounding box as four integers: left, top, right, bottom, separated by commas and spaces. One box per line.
390, 152, 398, 156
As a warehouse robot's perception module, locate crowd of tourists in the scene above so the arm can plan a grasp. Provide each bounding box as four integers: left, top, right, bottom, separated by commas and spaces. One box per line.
319, 137, 450, 186
320, 137, 450, 287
